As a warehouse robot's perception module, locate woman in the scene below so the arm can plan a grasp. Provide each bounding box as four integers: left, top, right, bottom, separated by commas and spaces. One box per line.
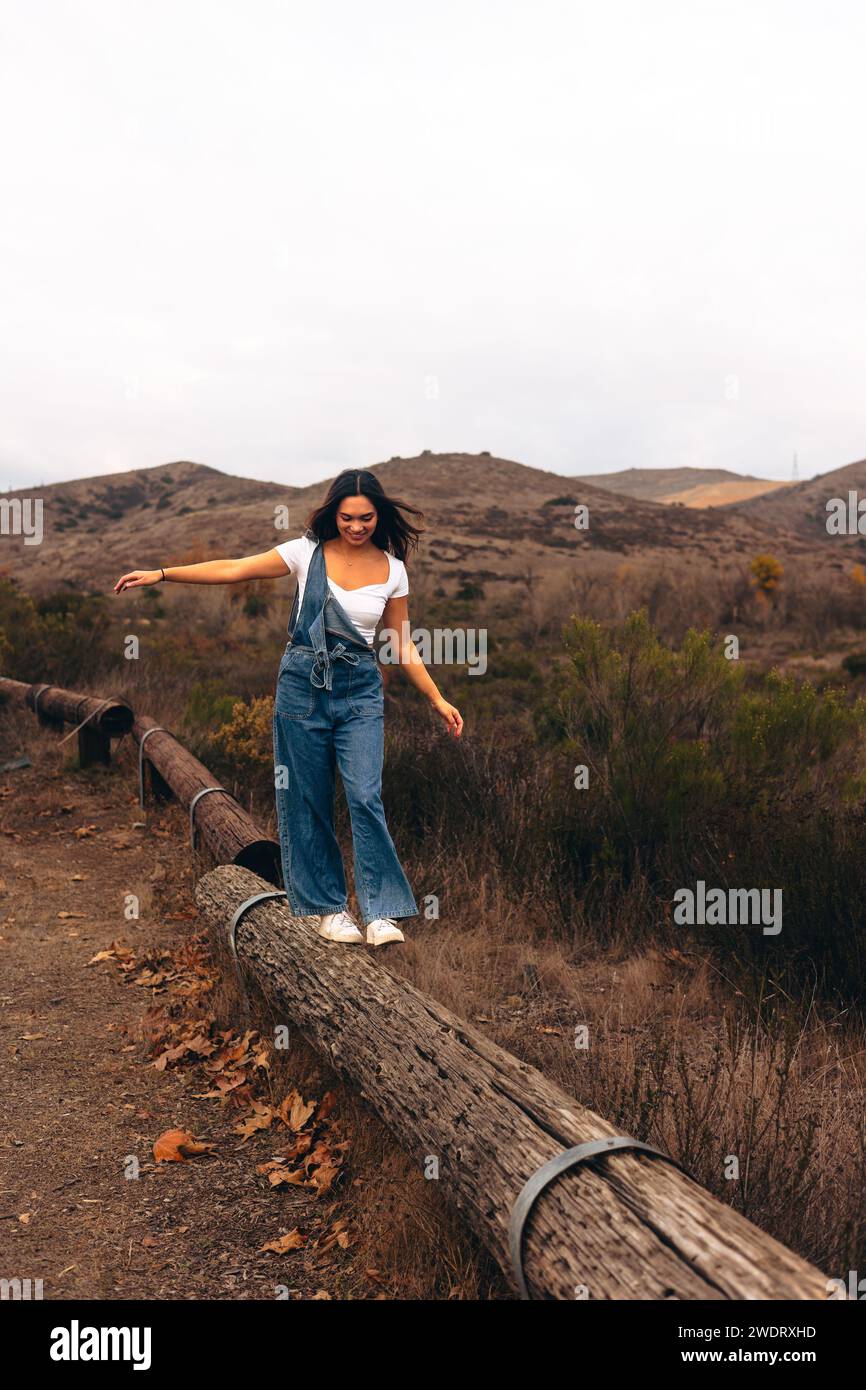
114, 469, 463, 947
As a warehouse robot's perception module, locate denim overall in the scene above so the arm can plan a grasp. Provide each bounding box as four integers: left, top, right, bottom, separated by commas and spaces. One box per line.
272, 539, 418, 924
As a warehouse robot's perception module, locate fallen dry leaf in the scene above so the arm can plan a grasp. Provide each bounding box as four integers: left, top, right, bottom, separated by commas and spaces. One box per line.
234, 1103, 275, 1141
315, 1091, 338, 1123
308, 1160, 341, 1197
278, 1134, 313, 1163
86, 942, 135, 967
320, 1219, 353, 1251
259, 1228, 307, 1254
152, 1128, 215, 1162
152, 1042, 191, 1071
277, 1088, 316, 1132
266, 1166, 314, 1189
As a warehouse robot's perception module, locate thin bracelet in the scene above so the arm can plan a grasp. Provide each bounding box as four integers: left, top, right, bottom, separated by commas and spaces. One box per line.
160, 567, 166, 582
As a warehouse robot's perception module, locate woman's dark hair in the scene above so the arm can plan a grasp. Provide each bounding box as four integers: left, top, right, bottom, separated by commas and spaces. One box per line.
306, 469, 423, 561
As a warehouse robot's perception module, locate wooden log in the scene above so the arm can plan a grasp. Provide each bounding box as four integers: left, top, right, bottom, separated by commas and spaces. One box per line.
1, 677, 131, 762
195, 863, 831, 1302
134, 715, 281, 884
22, 682, 134, 737
0, 677, 30, 709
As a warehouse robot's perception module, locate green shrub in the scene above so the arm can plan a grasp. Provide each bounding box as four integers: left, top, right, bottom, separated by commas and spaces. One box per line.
383, 608, 866, 1013
0, 580, 111, 684
455, 581, 485, 601
183, 679, 242, 733
243, 594, 268, 618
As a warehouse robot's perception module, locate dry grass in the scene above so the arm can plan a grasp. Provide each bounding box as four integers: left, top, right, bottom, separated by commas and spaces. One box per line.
389, 884, 866, 1279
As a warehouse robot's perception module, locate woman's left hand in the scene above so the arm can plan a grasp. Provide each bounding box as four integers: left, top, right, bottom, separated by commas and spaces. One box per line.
432, 696, 463, 737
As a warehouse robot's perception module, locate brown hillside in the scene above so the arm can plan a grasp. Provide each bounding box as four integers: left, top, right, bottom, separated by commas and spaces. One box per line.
725, 456, 866, 541
0, 452, 858, 606
664, 479, 788, 508
573, 466, 772, 504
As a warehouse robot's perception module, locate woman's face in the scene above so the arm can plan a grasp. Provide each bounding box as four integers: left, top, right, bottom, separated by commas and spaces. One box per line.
335, 493, 377, 546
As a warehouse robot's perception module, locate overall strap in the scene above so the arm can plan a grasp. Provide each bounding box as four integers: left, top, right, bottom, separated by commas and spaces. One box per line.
287, 537, 329, 643
286, 585, 300, 639
288, 540, 373, 691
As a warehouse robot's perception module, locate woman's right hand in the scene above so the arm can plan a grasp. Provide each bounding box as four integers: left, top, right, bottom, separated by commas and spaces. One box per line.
114, 569, 163, 593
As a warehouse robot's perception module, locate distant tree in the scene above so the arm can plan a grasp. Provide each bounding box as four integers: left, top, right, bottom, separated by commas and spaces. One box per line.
750, 553, 784, 594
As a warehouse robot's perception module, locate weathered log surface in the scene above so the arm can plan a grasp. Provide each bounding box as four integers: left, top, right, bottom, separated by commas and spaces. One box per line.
196, 863, 830, 1302
0, 676, 30, 708
134, 715, 281, 883
24, 681, 133, 735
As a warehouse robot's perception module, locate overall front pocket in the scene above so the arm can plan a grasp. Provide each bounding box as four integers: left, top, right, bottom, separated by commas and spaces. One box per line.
347, 663, 384, 717
275, 656, 315, 720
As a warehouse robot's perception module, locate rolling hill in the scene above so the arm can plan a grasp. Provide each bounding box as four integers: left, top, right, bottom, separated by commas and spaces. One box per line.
724, 457, 866, 540
574, 466, 785, 508
0, 452, 859, 606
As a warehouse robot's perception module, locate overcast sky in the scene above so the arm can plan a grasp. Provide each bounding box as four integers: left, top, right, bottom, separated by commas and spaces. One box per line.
2, 0, 865, 491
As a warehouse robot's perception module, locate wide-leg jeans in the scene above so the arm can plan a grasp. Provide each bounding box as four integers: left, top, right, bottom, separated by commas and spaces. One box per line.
272, 642, 418, 924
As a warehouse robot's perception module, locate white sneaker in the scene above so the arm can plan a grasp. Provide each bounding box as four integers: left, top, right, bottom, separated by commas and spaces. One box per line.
317, 911, 363, 943
366, 918, 405, 947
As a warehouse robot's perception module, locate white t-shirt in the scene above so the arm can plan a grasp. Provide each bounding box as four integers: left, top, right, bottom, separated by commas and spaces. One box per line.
275, 535, 408, 646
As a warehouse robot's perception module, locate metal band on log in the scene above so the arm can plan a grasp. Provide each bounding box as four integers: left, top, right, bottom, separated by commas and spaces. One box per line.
195, 863, 830, 1302
134, 715, 281, 884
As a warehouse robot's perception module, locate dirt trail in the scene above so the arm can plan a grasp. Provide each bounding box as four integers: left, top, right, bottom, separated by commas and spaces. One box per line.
0, 729, 353, 1301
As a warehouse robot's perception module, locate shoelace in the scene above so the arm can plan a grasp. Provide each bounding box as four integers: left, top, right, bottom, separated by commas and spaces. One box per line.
329, 911, 360, 933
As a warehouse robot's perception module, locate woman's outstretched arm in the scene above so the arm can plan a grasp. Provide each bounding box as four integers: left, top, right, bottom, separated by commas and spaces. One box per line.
380, 595, 463, 737
113, 548, 290, 593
